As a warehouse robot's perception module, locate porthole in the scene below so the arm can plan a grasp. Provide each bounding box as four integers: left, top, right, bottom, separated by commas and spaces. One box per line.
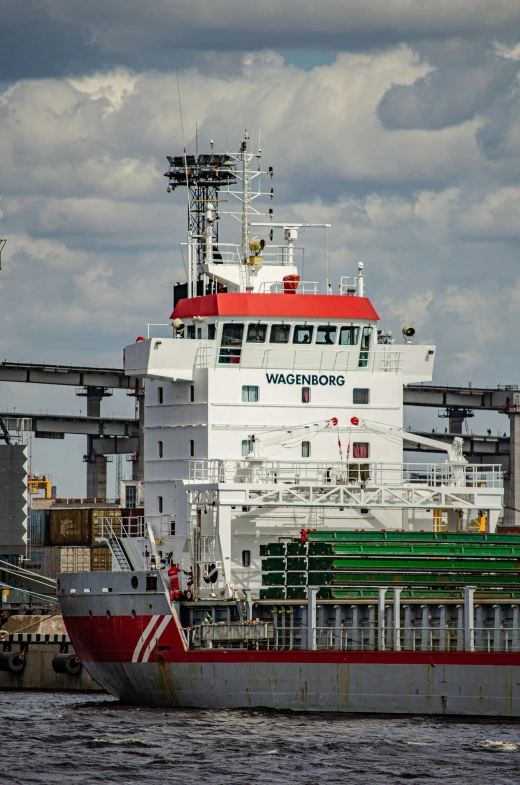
131, 576, 139, 589
106, 610, 111, 620
131, 609, 136, 620
89, 610, 93, 620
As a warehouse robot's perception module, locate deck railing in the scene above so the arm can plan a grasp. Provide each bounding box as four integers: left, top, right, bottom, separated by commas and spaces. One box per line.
188, 459, 503, 489
181, 623, 520, 653
195, 242, 302, 267
194, 345, 401, 373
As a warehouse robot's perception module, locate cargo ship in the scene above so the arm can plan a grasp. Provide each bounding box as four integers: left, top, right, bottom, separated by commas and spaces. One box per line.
58, 135, 519, 716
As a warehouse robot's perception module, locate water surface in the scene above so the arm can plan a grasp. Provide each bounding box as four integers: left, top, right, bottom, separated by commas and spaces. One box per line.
2, 693, 520, 784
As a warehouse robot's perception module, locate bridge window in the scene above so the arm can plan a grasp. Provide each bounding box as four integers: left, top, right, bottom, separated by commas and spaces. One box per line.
187, 325, 196, 339
158, 496, 163, 513
158, 386, 164, 404
270, 324, 291, 343
208, 324, 216, 340
158, 440, 163, 458
197, 327, 202, 339
353, 388, 370, 404
316, 325, 337, 345
242, 439, 253, 457
339, 326, 360, 346
190, 385, 195, 402
189, 439, 195, 457
219, 323, 244, 363
242, 550, 251, 568
242, 385, 259, 402
353, 442, 369, 459
293, 325, 314, 344
246, 323, 267, 343
302, 441, 311, 458
302, 387, 310, 403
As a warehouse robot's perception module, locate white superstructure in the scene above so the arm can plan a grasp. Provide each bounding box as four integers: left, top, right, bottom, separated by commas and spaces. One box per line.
120, 135, 503, 597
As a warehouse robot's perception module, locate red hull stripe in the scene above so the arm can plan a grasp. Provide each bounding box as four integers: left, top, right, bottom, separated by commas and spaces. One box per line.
171, 294, 380, 321
63, 615, 520, 667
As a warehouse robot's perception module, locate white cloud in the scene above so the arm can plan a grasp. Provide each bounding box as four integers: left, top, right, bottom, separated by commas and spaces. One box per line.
1, 35, 520, 489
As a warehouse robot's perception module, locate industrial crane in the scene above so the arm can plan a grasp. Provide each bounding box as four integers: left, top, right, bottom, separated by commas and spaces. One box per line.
349, 417, 466, 464
247, 418, 339, 458
27, 474, 52, 499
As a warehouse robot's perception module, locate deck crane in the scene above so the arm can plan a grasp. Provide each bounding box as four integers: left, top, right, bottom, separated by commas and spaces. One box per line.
349, 416, 466, 464
247, 417, 339, 458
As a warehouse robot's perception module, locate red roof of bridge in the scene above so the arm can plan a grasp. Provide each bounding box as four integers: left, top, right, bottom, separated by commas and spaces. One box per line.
171, 294, 379, 321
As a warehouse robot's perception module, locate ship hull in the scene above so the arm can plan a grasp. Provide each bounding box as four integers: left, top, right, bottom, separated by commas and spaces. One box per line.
78, 653, 520, 716
58, 572, 520, 717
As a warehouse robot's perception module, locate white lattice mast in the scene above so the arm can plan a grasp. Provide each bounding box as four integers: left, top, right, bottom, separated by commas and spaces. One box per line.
222, 129, 272, 291
240, 131, 252, 265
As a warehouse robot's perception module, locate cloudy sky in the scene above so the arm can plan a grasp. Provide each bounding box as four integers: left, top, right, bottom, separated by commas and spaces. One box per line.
1, 1, 520, 494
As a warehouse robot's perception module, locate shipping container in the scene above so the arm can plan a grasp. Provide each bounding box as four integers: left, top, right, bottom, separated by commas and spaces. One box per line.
59, 546, 91, 573
49, 506, 123, 546
27, 546, 60, 579
91, 544, 112, 572
49, 508, 91, 546
91, 508, 123, 540
28, 508, 50, 547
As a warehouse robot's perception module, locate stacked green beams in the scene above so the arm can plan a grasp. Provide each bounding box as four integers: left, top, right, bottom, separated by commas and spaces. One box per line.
259, 531, 520, 601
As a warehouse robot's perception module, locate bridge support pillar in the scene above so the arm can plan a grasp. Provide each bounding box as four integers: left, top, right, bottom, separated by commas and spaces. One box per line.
504, 405, 520, 527
79, 387, 112, 499
86, 453, 107, 500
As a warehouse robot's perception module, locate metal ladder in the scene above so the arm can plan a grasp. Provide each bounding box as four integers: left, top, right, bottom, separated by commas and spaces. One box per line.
238, 261, 250, 292
107, 537, 133, 571
309, 507, 325, 529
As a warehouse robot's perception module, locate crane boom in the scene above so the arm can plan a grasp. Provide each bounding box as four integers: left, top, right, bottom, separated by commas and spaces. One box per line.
248, 417, 338, 458
350, 417, 466, 464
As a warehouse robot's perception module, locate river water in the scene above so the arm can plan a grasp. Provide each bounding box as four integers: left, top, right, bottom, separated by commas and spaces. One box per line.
2, 693, 520, 784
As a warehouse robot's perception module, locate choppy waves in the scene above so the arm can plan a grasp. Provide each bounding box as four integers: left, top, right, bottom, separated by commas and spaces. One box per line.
2, 693, 520, 784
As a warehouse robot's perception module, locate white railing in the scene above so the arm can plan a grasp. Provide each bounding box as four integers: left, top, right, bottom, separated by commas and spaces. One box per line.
194, 345, 401, 373
188, 459, 503, 488
97, 516, 146, 572
340, 276, 359, 296
156, 514, 175, 537
98, 516, 146, 539
181, 623, 520, 652
198, 242, 303, 267
258, 281, 319, 295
